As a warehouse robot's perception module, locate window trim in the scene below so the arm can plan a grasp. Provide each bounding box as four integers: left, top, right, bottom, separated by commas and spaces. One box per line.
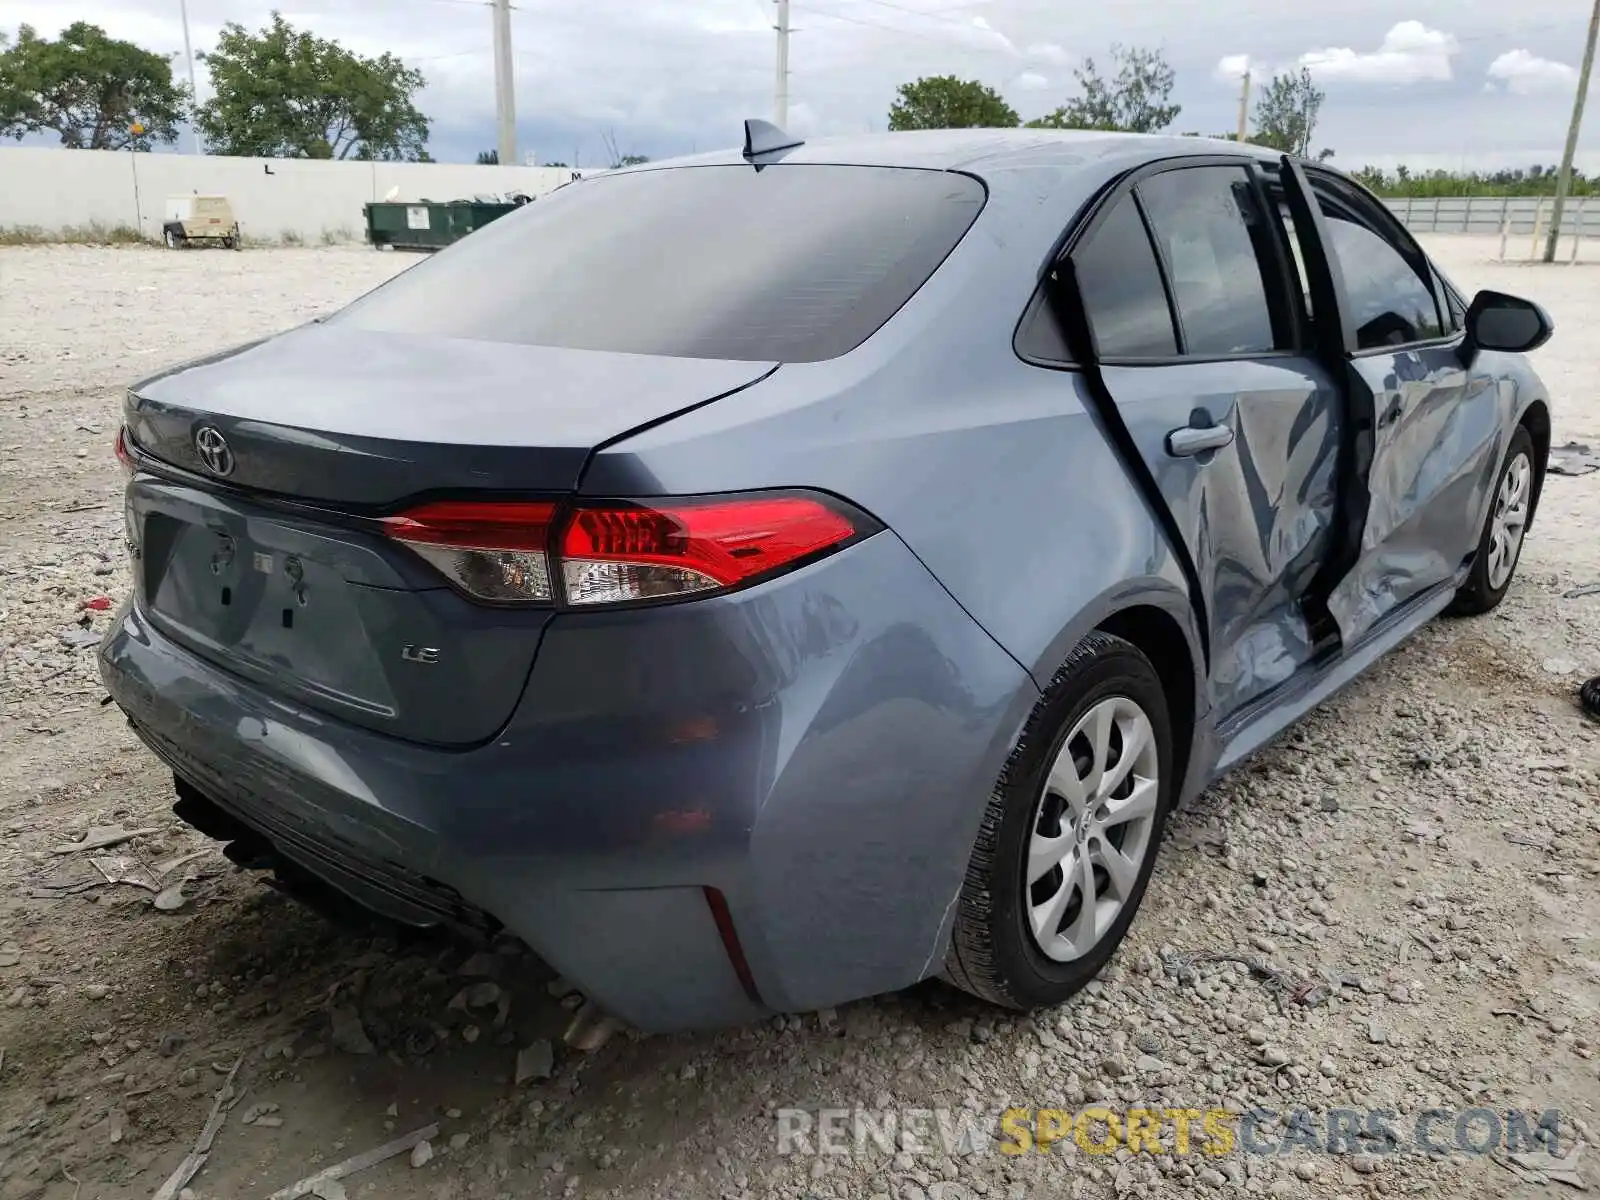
1012, 153, 1309, 371
1131, 189, 1188, 354
1302, 167, 1464, 358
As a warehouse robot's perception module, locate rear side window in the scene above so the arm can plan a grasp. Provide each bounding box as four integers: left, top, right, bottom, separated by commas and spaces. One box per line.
332, 165, 985, 363
1072, 197, 1178, 358
1136, 166, 1283, 356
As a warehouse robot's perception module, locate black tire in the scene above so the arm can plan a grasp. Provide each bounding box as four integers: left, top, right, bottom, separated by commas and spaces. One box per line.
944, 631, 1174, 1009
1580, 675, 1600, 723
1447, 425, 1535, 617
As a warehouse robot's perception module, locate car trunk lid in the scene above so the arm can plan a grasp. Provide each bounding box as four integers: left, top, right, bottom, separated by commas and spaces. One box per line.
127, 324, 777, 505
124, 327, 778, 745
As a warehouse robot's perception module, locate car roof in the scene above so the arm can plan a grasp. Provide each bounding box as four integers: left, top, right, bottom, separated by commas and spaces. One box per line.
619, 128, 1287, 185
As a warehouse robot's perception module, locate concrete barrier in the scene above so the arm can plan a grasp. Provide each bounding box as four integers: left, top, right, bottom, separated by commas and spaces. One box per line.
0, 147, 584, 243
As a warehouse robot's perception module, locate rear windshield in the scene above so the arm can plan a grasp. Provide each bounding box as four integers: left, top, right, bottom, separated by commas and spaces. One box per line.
333, 164, 986, 362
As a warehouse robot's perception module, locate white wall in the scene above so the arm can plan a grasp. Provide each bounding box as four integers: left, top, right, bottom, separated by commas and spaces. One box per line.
0, 147, 585, 242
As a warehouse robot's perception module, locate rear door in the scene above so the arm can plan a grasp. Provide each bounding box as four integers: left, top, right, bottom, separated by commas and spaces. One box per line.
1067, 160, 1346, 720
1289, 169, 1487, 643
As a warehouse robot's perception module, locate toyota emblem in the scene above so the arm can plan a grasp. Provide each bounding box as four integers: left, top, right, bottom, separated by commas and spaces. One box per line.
194, 426, 235, 477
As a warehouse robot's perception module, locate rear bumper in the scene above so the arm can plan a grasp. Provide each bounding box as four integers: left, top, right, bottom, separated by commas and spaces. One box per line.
101, 531, 1034, 1032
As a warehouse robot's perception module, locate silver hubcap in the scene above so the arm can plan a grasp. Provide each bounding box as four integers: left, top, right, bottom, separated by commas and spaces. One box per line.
1486, 450, 1531, 592
1025, 696, 1159, 963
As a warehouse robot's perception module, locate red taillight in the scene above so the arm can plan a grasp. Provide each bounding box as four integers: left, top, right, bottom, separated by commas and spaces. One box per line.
560, 496, 859, 606
379, 492, 868, 608
114, 426, 135, 477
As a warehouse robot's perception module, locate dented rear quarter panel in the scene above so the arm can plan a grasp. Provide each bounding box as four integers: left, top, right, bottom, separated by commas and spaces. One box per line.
582, 160, 1208, 710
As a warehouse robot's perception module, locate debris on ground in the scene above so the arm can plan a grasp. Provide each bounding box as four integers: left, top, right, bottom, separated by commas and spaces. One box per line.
151, 1053, 244, 1200
455, 951, 502, 980
154, 881, 189, 911
515, 1038, 554, 1085
51, 823, 161, 854
267, 1123, 440, 1199
1502, 1145, 1588, 1190
328, 1004, 375, 1055
562, 1001, 624, 1050
1549, 441, 1600, 476
91, 854, 159, 891
447, 979, 510, 1028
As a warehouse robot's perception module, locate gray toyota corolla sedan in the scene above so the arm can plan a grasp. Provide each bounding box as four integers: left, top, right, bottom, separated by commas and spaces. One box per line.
101, 124, 1554, 1033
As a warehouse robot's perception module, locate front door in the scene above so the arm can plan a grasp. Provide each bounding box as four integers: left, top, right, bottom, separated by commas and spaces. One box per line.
1069, 160, 1345, 721
1289, 170, 1491, 643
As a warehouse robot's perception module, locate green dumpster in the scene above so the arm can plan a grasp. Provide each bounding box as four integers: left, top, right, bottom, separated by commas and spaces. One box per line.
364, 199, 522, 251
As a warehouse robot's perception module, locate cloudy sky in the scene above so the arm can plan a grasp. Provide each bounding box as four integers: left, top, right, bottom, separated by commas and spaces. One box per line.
3, 0, 1596, 171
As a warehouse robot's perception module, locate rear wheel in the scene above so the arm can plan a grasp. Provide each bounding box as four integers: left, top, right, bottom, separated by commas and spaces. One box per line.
945, 632, 1173, 1009
163, 228, 186, 250
1448, 425, 1534, 616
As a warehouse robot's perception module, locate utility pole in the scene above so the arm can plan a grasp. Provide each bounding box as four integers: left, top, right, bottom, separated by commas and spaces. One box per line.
774, 0, 791, 128
1235, 69, 1251, 143
178, 0, 200, 154
1544, 0, 1599, 262
491, 0, 517, 167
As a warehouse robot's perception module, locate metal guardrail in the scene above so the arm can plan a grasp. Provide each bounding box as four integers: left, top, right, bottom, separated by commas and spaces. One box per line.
1384, 194, 1600, 238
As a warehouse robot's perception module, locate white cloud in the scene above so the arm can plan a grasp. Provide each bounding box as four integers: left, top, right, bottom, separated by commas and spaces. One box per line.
1012, 71, 1050, 92
1298, 20, 1459, 85
1486, 49, 1579, 95
960, 15, 1016, 55
1213, 53, 1254, 84
1025, 42, 1070, 66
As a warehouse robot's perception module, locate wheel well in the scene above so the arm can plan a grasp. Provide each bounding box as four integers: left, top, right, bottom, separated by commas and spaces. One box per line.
1096, 606, 1197, 792
1520, 400, 1551, 529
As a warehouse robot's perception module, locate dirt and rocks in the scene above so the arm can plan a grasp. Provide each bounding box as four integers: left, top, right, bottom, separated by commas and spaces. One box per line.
1, 238, 1598, 1200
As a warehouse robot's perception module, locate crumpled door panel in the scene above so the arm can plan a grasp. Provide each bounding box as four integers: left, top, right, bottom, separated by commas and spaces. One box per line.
1327, 346, 1493, 643
1100, 358, 1342, 719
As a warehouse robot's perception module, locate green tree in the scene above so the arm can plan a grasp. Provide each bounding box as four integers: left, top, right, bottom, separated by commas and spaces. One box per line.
598, 129, 650, 169
1027, 45, 1180, 133
0, 22, 187, 149
1350, 163, 1595, 198
887, 75, 1019, 130
476, 148, 498, 164
196, 13, 430, 160
1252, 68, 1329, 159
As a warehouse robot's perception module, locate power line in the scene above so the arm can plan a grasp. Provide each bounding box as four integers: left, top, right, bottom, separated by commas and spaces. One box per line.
792, 1, 1015, 55
411, 48, 489, 62
836, 0, 1005, 26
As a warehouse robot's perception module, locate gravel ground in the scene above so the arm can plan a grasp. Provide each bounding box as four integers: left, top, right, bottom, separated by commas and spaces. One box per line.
0, 238, 1597, 1200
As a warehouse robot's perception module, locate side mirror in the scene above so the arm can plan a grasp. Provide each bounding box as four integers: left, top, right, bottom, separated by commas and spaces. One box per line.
1460, 290, 1554, 365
